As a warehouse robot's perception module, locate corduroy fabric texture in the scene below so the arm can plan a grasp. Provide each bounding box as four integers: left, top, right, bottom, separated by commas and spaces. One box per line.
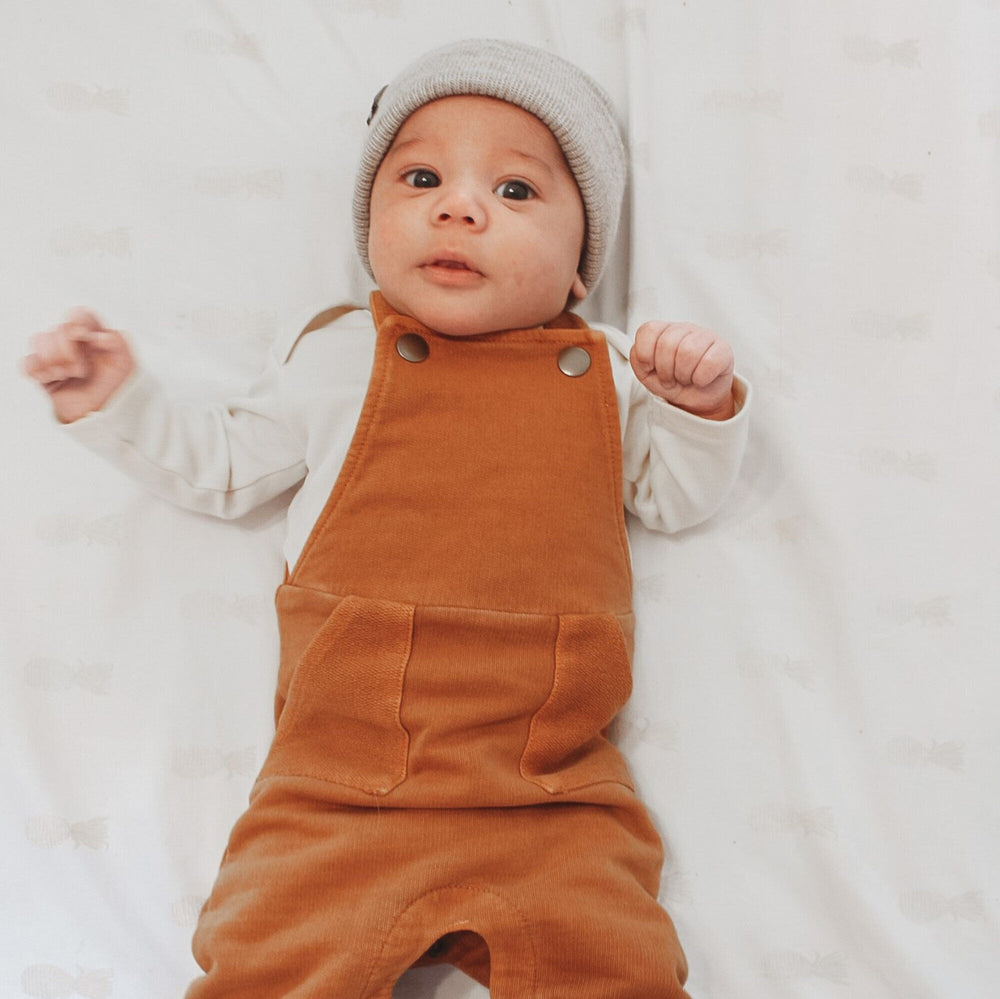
190, 791, 687, 997
352, 38, 627, 294
184, 294, 689, 997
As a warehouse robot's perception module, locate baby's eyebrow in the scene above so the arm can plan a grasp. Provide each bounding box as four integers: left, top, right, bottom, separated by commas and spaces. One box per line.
385, 136, 427, 157
504, 150, 556, 178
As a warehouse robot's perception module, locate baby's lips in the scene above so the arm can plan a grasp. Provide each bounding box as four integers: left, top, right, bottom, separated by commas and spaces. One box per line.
422, 251, 482, 274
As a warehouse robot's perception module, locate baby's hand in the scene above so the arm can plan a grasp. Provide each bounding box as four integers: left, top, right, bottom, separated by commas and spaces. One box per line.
630, 321, 735, 420
23, 309, 135, 423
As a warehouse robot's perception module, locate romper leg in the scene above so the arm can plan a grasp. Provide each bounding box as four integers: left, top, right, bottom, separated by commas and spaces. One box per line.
185, 784, 410, 999
358, 804, 689, 999
185, 788, 688, 999
484, 804, 691, 999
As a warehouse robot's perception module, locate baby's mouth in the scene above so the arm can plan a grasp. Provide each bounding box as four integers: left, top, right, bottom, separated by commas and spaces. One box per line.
420, 255, 484, 283
421, 254, 482, 274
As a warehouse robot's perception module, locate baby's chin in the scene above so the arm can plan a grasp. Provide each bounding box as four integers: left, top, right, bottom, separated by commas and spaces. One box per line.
383, 295, 569, 338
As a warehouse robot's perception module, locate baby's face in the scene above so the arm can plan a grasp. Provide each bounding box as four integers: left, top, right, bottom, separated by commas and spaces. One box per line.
368, 95, 586, 336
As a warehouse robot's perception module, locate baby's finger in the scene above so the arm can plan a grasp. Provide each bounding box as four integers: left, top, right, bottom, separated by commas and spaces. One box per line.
33, 327, 85, 365
64, 327, 123, 352
21, 351, 50, 382
24, 328, 88, 383
23, 355, 84, 388
62, 307, 103, 331
690, 339, 735, 388
631, 321, 669, 372
668, 327, 717, 386
652, 324, 708, 386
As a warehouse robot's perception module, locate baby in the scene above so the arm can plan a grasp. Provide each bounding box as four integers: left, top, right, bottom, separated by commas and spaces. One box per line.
25, 38, 749, 999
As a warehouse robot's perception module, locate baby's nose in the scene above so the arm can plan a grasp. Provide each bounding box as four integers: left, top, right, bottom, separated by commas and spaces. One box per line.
433, 187, 485, 228
437, 209, 477, 224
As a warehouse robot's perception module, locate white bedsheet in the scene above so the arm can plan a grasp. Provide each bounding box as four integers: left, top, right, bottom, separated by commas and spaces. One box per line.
3, 2, 998, 997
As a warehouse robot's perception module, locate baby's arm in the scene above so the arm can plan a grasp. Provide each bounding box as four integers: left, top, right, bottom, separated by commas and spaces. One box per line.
23, 309, 135, 423
629, 321, 736, 421
23, 310, 309, 519
599, 321, 750, 534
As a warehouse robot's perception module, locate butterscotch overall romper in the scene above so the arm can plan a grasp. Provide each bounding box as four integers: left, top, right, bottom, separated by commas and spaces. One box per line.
186, 293, 690, 998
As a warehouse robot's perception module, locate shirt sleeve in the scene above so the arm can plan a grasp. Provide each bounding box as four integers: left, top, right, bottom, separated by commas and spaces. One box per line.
595, 322, 752, 534
64, 352, 308, 520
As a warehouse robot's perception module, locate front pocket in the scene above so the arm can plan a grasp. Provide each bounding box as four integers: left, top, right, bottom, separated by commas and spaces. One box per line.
520, 613, 635, 794
262, 594, 414, 795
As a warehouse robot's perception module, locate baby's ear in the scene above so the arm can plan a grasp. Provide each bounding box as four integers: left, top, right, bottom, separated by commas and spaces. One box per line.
570, 274, 588, 301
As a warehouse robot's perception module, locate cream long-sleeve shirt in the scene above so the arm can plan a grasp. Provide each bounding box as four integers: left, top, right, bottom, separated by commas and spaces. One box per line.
66, 307, 750, 569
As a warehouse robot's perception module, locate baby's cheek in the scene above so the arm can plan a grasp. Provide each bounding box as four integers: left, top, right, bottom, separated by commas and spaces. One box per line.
511, 249, 559, 288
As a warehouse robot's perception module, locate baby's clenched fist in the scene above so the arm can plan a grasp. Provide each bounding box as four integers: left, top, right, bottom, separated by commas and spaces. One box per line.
629, 321, 735, 420
23, 309, 134, 423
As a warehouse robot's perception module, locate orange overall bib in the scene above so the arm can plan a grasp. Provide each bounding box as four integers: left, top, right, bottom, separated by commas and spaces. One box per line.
186, 293, 690, 998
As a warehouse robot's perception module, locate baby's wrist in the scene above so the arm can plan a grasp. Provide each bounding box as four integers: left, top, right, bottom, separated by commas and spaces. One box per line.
669, 390, 736, 421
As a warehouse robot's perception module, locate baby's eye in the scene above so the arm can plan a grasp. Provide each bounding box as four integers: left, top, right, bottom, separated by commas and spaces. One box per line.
494, 180, 535, 201
403, 169, 440, 188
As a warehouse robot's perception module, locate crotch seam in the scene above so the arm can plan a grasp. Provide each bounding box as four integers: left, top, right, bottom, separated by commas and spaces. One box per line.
361, 883, 538, 999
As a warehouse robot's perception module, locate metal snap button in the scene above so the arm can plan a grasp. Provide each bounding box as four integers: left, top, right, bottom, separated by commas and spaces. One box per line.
557, 345, 591, 377
396, 332, 429, 363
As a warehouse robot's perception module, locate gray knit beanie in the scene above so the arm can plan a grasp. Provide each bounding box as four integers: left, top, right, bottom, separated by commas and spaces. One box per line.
352, 38, 627, 294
